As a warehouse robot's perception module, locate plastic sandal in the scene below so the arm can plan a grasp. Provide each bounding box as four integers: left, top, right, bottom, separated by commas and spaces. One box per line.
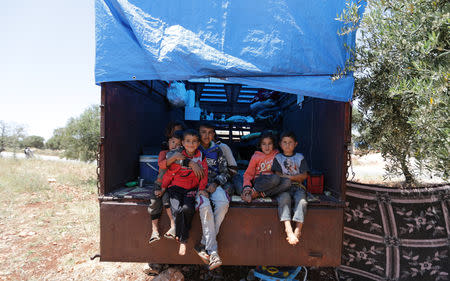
148, 232, 161, 244
194, 243, 210, 264
209, 252, 223, 270
164, 227, 176, 240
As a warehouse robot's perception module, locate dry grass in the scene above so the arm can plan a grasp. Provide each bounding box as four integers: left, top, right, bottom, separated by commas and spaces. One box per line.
0, 158, 148, 281
31, 149, 64, 158
3, 148, 64, 158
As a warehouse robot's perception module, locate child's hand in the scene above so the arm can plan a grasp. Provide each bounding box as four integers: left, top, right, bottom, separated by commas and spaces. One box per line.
189, 161, 205, 179
172, 152, 186, 161
198, 190, 209, 198
155, 189, 165, 197
206, 183, 217, 194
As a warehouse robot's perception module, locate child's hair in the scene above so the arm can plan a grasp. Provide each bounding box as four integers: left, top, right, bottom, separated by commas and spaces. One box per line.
279, 131, 298, 142
198, 122, 215, 130
171, 130, 184, 141
259, 130, 277, 149
165, 121, 186, 138
183, 129, 200, 141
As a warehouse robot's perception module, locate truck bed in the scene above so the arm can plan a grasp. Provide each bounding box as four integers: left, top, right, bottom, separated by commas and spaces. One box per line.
98, 184, 344, 266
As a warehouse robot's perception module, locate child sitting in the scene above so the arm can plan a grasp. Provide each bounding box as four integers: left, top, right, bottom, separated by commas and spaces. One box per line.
272, 131, 309, 245
195, 123, 232, 270
240, 131, 291, 203
160, 129, 208, 255
148, 130, 183, 244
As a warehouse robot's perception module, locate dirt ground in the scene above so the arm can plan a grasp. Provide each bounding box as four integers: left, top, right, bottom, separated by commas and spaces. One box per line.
0, 153, 444, 280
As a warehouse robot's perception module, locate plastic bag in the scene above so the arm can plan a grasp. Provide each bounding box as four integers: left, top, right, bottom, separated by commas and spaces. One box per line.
167, 82, 187, 107
186, 90, 196, 107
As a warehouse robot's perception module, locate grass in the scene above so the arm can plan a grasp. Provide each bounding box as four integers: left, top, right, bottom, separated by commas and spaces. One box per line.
3, 148, 64, 157
0, 157, 108, 280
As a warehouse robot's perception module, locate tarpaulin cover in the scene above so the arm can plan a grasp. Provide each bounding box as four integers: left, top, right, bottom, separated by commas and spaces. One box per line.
95, 0, 364, 102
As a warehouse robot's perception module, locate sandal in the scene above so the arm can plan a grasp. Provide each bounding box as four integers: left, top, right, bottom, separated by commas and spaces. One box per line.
208, 252, 223, 270
164, 227, 176, 240
148, 232, 161, 244
194, 243, 210, 264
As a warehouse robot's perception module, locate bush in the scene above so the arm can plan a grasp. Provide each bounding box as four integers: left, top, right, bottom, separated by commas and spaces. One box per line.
56, 105, 100, 162
22, 135, 45, 149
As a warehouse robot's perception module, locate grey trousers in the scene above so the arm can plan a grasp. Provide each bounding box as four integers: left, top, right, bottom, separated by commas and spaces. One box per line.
276, 185, 307, 223
196, 186, 229, 255
148, 191, 170, 220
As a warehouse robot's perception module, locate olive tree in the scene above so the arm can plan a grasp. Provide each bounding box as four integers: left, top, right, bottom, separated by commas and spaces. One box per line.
49, 105, 100, 161
337, 0, 449, 185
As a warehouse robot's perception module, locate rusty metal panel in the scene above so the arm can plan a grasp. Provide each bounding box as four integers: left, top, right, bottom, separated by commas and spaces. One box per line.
100, 202, 343, 266
101, 81, 173, 194
99, 85, 106, 195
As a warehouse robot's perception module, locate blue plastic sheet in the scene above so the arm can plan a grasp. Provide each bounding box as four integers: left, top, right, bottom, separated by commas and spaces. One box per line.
95, 0, 364, 102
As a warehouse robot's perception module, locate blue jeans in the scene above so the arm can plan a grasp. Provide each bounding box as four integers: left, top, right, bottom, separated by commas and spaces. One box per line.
253, 174, 291, 197
276, 185, 307, 223
235, 174, 291, 197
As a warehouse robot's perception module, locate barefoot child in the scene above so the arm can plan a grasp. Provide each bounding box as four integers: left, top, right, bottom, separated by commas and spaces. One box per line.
240, 131, 291, 203
272, 131, 309, 245
148, 130, 183, 244
160, 129, 208, 255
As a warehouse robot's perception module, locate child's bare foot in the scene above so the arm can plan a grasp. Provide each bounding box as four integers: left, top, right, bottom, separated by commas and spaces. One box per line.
286, 232, 299, 245
294, 222, 303, 240
178, 243, 186, 256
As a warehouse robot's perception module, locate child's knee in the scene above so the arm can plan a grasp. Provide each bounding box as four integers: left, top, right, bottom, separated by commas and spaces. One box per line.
149, 198, 160, 208
269, 174, 281, 185
181, 204, 194, 215
300, 198, 308, 208
196, 195, 211, 210
148, 199, 162, 214
210, 187, 229, 204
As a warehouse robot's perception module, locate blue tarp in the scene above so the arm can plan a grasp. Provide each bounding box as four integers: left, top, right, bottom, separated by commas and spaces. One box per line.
95, 0, 364, 102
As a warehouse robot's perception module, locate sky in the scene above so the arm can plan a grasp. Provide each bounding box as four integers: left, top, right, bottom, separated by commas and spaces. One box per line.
0, 0, 99, 140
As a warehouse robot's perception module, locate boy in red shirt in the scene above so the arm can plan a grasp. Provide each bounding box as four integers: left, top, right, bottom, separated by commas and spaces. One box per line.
160, 129, 208, 255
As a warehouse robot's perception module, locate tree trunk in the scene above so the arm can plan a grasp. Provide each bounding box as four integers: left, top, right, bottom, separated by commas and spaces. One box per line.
400, 157, 415, 186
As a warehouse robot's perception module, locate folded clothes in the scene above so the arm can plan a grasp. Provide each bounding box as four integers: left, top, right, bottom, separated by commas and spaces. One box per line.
240, 132, 261, 140
225, 115, 254, 123
250, 99, 276, 111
